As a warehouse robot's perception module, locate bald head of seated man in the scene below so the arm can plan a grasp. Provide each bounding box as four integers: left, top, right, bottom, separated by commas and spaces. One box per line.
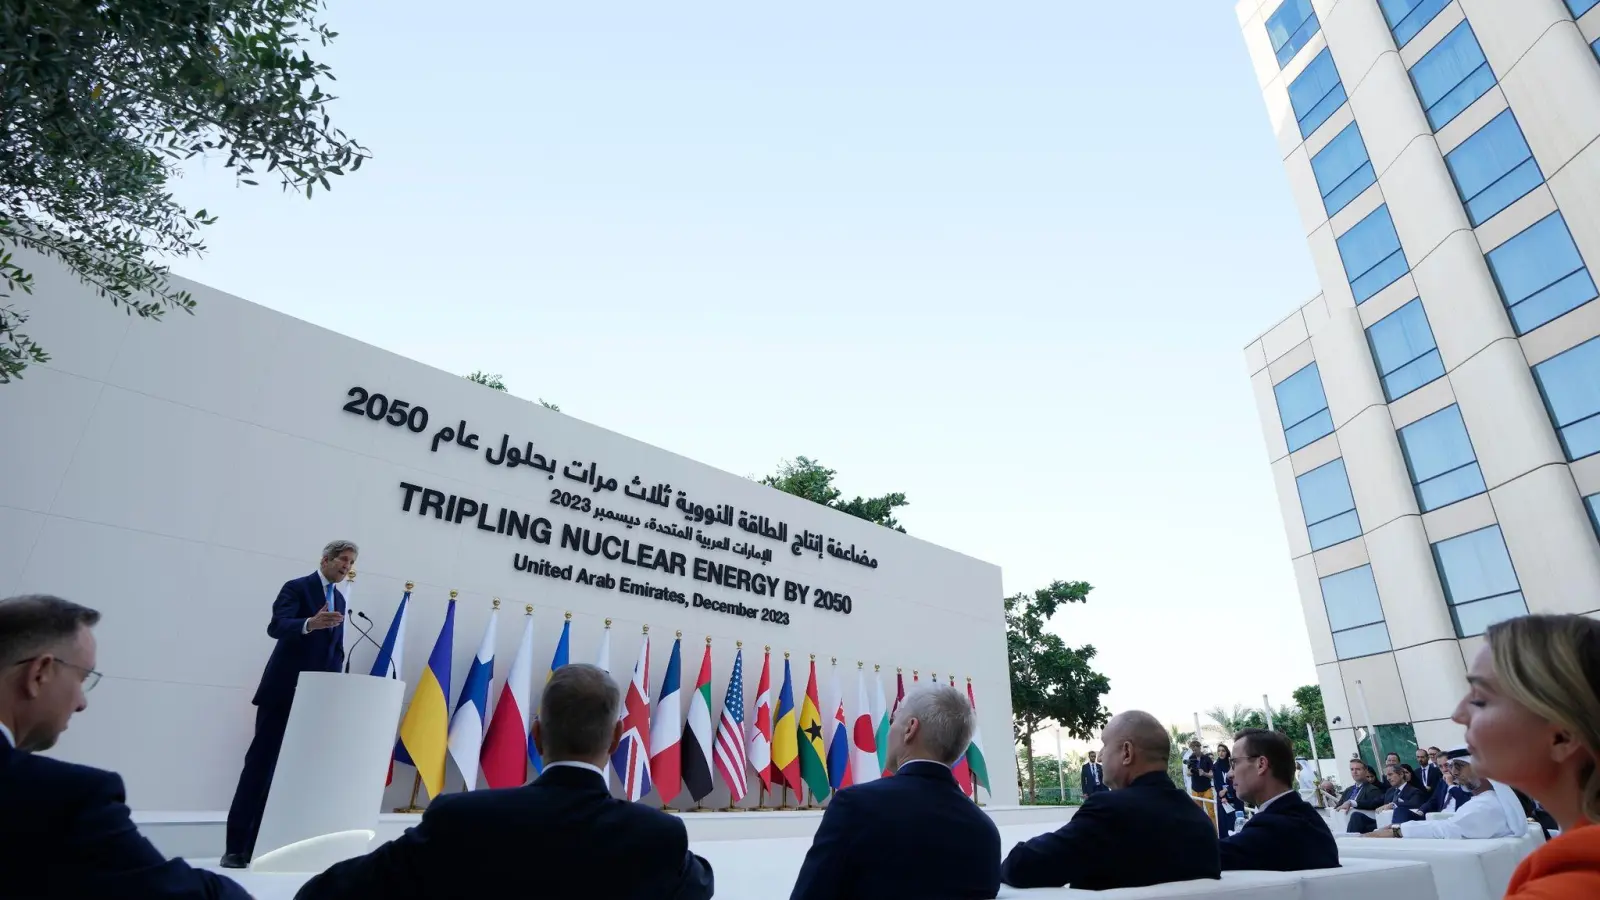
1000, 710, 1222, 891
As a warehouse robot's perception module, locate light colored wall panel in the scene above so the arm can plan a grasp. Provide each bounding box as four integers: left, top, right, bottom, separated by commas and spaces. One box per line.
1275, 456, 1316, 559
1399, 3, 1466, 69
1321, 0, 1397, 97
0, 507, 47, 599
1500, 22, 1600, 175
1395, 640, 1470, 722
1331, 726, 1360, 764
1311, 309, 1387, 429
1243, 8, 1287, 89
1292, 430, 1344, 475
1451, 339, 1565, 488
1412, 717, 1466, 753
1456, 0, 1568, 78
1269, 339, 1318, 383
1295, 553, 1339, 665
1475, 186, 1558, 255
1520, 289, 1600, 366
1411, 231, 1514, 369
1314, 532, 1371, 576
1388, 375, 1456, 430
1435, 88, 1509, 156
0, 366, 104, 515
1341, 652, 1412, 724
1382, 137, 1474, 265
1547, 137, 1600, 279
1349, 53, 1433, 176
1253, 367, 1294, 461
1309, 222, 1360, 311
1287, 144, 1333, 236
1264, 312, 1313, 364
1357, 274, 1422, 327
1341, 405, 1420, 531
1421, 491, 1498, 544
1366, 515, 1457, 648
1303, 294, 1332, 336
1492, 464, 1600, 616
1319, 661, 1353, 730
1247, 340, 1269, 375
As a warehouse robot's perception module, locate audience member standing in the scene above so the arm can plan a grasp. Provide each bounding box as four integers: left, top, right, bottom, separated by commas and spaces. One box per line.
0, 595, 249, 900
1414, 746, 1442, 792
1000, 711, 1219, 891
1185, 739, 1216, 828
1219, 728, 1337, 872
1456, 615, 1600, 898
789, 683, 999, 900
1079, 750, 1108, 798
1213, 743, 1239, 836
295, 664, 713, 900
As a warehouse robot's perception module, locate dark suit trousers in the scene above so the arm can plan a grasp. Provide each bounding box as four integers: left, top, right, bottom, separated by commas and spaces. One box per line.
225, 702, 292, 857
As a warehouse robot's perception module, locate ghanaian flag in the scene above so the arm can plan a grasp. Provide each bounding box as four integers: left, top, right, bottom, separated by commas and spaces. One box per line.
798, 657, 830, 801
771, 655, 800, 791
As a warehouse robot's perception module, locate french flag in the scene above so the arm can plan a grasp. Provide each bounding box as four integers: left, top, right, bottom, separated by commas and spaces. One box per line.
480, 606, 533, 789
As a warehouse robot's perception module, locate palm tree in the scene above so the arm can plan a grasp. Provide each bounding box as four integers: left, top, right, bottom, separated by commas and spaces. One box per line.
1203, 704, 1265, 742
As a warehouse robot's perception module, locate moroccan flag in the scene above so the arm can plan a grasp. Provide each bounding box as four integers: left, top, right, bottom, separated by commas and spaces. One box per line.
798, 658, 830, 801
397, 596, 457, 799
851, 666, 879, 786
481, 606, 533, 788
746, 648, 773, 793
651, 635, 684, 805
683, 642, 716, 802
771, 656, 799, 792
967, 679, 991, 795
716, 647, 750, 803
529, 617, 570, 776
611, 633, 653, 801
872, 668, 890, 778
826, 662, 852, 793
446, 604, 498, 790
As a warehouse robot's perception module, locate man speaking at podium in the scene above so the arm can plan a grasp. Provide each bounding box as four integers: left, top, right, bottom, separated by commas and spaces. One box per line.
222, 540, 355, 869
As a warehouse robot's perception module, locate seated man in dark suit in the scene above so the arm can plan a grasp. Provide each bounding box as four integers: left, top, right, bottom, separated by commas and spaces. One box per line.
296, 663, 712, 900
790, 683, 1000, 900
1220, 728, 1337, 872
0, 594, 250, 900
1334, 760, 1385, 833
1376, 763, 1429, 821
1001, 710, 1220, 891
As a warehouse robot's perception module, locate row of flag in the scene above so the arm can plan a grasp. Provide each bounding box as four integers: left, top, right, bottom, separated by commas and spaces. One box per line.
365, 586, 992, 806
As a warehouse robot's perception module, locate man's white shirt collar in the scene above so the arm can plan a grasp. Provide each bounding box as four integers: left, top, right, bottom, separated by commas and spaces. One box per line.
0, 720, 13, 748
545, 760, 607, 780
1255, 789, 1296, 813
896, 758, 952, 772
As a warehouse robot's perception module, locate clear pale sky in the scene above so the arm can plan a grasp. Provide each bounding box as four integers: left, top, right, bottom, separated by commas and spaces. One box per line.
164, 1, 1323, 740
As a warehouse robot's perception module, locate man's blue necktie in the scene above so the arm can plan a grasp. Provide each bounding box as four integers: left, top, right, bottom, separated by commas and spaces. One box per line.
325, 582, 336, 612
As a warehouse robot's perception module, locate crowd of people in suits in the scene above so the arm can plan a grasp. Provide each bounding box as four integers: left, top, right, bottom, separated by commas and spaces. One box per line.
2, 552, 1598, 899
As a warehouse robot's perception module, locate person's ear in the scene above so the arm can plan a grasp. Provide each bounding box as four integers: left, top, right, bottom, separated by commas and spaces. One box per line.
1549, 726, 1585, 765
20, 655, 52, 700
531, 720, 546, 759
608, 719, 624, 756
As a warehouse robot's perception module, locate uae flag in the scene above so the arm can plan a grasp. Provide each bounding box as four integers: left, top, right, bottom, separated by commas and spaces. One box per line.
683, 641, 716, 803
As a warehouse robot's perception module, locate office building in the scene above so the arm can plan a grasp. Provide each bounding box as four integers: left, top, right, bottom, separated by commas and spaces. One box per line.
1238, 0, 1600, 761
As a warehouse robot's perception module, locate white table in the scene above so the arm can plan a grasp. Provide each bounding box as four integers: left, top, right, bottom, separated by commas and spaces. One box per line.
1337, 833, 1541, 900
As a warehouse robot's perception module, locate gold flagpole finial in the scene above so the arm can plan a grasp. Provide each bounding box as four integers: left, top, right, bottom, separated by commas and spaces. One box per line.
809, 653, 816, 661
874, 664, 881, 672
896, 666, 902, 673
524, 604, 533, 615
830, 656, 837, 666
347, 568, 357, 582
604, 618, 612, 627
764, 645, 771, 653
643, 624, 650, 635
706, 635, 712, 645
913, 669, 919, 678
404, 581, 415, 591
736, 640, 744, 648
448, 589, 458, 601
564, 611, 572, 621
783, 651, 790, 659
491, 598, 501, 610
675, 630, 683, 639
966, 676, 972, 684
857, 661, 863, 669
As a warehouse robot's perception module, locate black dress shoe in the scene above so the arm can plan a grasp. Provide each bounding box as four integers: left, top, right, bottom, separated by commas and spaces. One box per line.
218, 853, 249, 869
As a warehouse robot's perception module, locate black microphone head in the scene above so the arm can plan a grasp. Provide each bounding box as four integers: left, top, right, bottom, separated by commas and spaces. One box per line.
357, 610, 372, 621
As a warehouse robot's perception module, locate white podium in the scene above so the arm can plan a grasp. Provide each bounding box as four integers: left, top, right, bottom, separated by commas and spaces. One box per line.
251, 672, 406, 873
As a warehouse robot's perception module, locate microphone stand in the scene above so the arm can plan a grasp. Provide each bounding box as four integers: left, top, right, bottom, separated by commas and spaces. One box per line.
344, 612, 390, 675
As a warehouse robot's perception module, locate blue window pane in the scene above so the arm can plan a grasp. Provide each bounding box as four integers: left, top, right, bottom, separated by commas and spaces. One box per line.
1267, 0, 1320, 68
1320, 566, 1385, 631
1380, 0, 1450, 47
1445, 110, 1544, 227
1398, 405, 1487, 511
1570, 0, 1600, 17
1312, 123, 1377, 216
1487, 213, 1599, 334
1435, 526, 1519, 601
1411, 22, 1497, 130
1367, 299, 1444, 401
1533, 337, 1600, 460
1452, 592, 1528, 638
1275, 363, 1335, 451
1333, 622, 1394, 659
1338, 206, 1409, 304
1593, 36, 1599, 60
1290, 49, 1347, 138
1298, 459, 1362, 550
1586, 494, 1600, 538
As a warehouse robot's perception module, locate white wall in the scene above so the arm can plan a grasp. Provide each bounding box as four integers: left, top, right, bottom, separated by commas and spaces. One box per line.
0, 249, 1015, 809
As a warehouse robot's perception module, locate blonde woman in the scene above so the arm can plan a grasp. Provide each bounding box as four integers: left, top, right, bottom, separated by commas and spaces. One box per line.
1453, 614, 1600, 898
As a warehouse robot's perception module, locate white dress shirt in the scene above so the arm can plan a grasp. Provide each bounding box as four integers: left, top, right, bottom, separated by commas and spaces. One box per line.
302, 571, 341, 635
0, 720, 13, 748
1398, 788, 1516, 839
1254, 789, 1297, 814
896, 758, 952, 773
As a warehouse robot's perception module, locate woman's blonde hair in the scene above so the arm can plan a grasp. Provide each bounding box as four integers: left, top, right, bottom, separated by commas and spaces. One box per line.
1485, 614, 1600, 822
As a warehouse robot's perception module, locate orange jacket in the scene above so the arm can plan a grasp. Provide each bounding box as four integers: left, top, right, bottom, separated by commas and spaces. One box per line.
1506, 823, 1600, 899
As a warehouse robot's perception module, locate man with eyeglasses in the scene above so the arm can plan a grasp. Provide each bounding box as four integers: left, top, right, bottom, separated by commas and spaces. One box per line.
0, 594, 250, 899
1219, 728, 1338, 872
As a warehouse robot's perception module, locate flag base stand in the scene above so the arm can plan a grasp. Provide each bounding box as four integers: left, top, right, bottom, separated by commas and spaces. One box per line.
393, 773, 427, 813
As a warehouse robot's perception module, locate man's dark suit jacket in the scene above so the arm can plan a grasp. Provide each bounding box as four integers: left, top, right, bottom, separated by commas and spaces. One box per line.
294, 765, 713, 900
1417, 762, 1443, 791
253, 572, 346, 707
1220, 791, 1338, 872
1080, 762, 1107, 796
1001, 771, 1221, 891
0, 736, 249, 899
1338, 781, 1386, 834
790, 760, 999, 900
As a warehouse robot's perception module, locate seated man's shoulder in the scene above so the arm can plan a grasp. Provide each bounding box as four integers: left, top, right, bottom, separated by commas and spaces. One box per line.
14, 751, 124, 803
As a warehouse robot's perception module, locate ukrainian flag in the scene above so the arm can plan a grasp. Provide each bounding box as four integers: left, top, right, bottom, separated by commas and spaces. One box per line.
529, 616, 570, 775
771, 655, 800, 792
398, 597, 457, 799
798, 658, 830, 802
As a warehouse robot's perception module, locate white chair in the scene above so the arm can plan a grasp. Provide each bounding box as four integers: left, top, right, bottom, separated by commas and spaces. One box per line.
1288, 857, 1435, 900
1337, 835, 1533, 900
249, 828, 375, 874
995, 876, 1299, 898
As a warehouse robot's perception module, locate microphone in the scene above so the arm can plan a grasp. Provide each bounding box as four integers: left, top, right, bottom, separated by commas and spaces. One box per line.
344, 610, 389, 675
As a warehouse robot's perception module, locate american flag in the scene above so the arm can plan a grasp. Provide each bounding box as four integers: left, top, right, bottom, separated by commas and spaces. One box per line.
714, 647, 749, 802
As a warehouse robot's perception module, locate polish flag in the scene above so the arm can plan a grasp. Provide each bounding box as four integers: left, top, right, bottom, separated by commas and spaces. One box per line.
480, 607, 533, 789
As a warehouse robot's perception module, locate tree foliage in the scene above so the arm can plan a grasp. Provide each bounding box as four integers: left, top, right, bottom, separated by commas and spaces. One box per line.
760, 456, 908, 532
0, 0, 368, 383
1186, 686, 1334, 762
1006, 580, 1111, 803
465, 370, 559, 410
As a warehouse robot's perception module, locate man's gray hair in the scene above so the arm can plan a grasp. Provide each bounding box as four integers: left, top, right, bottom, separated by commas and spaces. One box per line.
322, 540, 359, 561
898, 684, 975, 765
0, 594, 101, 667
539, 664, 621, 759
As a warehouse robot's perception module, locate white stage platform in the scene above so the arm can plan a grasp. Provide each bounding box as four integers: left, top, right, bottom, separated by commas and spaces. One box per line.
141, 803, 1079, 861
